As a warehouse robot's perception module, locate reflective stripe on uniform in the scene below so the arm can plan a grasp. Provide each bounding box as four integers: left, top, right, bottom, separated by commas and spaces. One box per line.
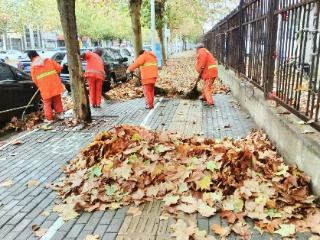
208, 64, 217, 69
140, 62, 157, 68
36, 70, 57, 80
86, 69, 105, 76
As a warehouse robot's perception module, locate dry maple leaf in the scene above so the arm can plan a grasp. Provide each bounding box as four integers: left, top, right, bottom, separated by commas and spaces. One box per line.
27, 179, 40, 188
127, 207, 142, 217
85, 234, 100, 240
0, 179, 13, 187
232, 222, 251, 239
53, 203, 79, 221
306, 212, 320, 234
31, 224, 47, 238
41, 211, 50, 217
12, 140, 24, 145
211, 224, 231, 237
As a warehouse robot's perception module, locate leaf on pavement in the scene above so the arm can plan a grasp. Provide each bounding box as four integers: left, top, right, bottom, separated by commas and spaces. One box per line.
31, 224, 47, 238
85, 234, 100, 240
211, 224, 231, 237
12, 140, 24, 145
274, 224, 296, 237
52, 203, 79, 221
0, 179, 13, 187
41, 211, 50, 217
27, 179, 40, 188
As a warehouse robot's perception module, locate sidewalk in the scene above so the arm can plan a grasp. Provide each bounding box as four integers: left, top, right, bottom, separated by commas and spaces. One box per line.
0, 93, 261, 240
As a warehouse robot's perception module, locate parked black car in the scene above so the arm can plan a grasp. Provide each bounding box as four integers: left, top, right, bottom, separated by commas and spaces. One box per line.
0, 62, 41, 124
17, 51, 66, 73
61, 48, 129, 92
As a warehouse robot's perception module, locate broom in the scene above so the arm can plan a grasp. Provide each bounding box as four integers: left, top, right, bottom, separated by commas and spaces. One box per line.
129, 73, 169, 96
185, 69, 204, 100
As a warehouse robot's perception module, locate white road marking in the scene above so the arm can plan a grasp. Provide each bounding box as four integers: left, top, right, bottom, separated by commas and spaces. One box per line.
41, 218, 65, 240
140, 97, 164, 127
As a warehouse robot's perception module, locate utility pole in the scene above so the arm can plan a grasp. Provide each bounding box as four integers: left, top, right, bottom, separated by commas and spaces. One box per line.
151, 0, 156, 52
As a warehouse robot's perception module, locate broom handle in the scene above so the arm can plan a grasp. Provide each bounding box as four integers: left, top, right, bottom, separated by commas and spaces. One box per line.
196, 68, 205, 84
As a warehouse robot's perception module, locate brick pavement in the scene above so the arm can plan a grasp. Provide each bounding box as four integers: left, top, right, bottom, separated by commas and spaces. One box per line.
0, 94, 264, 240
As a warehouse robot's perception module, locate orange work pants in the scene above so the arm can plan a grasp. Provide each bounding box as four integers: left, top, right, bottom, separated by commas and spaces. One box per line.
202, 78, 215, 105
43, 94, 63, 120
87, 77, 103, 107
144, 84, 155, 109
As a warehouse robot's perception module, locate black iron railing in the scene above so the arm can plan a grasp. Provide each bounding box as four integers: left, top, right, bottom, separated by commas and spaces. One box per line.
203, 0, 320, 131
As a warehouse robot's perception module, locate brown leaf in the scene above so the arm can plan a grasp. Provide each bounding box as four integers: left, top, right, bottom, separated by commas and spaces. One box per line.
85, 234, 100, 240
0, 179, 14, 187
27, 179, 40, 188
211, 224, 231, 237
32, 224, 47, 238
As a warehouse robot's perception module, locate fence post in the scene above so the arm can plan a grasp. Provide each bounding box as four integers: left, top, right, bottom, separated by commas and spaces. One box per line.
238, 0, 245, 75
264, 0, 279, 97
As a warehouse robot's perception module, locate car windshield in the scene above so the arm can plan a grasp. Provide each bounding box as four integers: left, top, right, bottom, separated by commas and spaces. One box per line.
121, 49, 131, 57
102, 52, 114, 62
106, 48, 122, 59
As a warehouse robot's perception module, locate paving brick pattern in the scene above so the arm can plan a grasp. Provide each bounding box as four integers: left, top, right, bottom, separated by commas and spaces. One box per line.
0, 94, 260, 240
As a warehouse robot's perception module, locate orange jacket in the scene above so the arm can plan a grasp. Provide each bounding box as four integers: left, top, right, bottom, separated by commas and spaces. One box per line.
128, 51, 158, 85
84, 51, 105, 81
30, 57, 64, 100
196, 48, 218, 79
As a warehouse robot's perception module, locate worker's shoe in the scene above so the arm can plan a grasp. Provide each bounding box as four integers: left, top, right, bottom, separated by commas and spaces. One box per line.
44, 119, 54, 124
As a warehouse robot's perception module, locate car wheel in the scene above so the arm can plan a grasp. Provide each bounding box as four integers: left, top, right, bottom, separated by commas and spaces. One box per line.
5, 56, 9, 60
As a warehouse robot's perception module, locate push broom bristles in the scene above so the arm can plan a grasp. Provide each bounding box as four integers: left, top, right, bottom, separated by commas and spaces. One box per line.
185, 82, 201, 99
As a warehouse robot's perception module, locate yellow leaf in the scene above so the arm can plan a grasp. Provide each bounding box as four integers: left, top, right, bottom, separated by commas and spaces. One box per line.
197, 175, 212, 191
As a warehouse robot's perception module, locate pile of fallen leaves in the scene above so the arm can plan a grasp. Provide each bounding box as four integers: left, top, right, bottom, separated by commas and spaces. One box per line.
106, 51, 230, 100
0, 111, 43, 133
52, 125, 320, 238
62, 95, 74, 111
106, 79, 144, 101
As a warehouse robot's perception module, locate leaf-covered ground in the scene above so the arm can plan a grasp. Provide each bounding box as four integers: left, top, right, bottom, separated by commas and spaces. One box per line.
106, 51, 230, 101
52, 125, 320, 239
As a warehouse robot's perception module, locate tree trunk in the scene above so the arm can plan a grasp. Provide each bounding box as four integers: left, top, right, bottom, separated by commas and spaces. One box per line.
157, 27, 167, 65
56, 0, 91, 122
129, 0, 143, 58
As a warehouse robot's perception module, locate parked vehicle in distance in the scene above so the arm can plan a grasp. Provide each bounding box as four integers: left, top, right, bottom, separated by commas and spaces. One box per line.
61, 48, 128, 92
0, 62, 41, 124
0, 50, 23, 61
17, 50, 66, 73
119, 47, 134, 64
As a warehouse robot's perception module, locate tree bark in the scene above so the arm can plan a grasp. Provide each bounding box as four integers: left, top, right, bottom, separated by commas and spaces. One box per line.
56, 0, 91, 122
129, 0, 143, 58
155, 0, 167, 65
157, 27, 167, 65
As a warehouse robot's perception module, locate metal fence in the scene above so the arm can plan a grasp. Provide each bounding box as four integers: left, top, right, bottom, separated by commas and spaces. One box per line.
203, 0, 320, 131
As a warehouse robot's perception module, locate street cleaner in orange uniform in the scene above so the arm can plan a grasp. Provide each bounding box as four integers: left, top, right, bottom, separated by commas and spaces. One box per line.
196, 43, 218, 106
28, 50, 64, 123
81, 47, 105, 108
127, 50, 158, 109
